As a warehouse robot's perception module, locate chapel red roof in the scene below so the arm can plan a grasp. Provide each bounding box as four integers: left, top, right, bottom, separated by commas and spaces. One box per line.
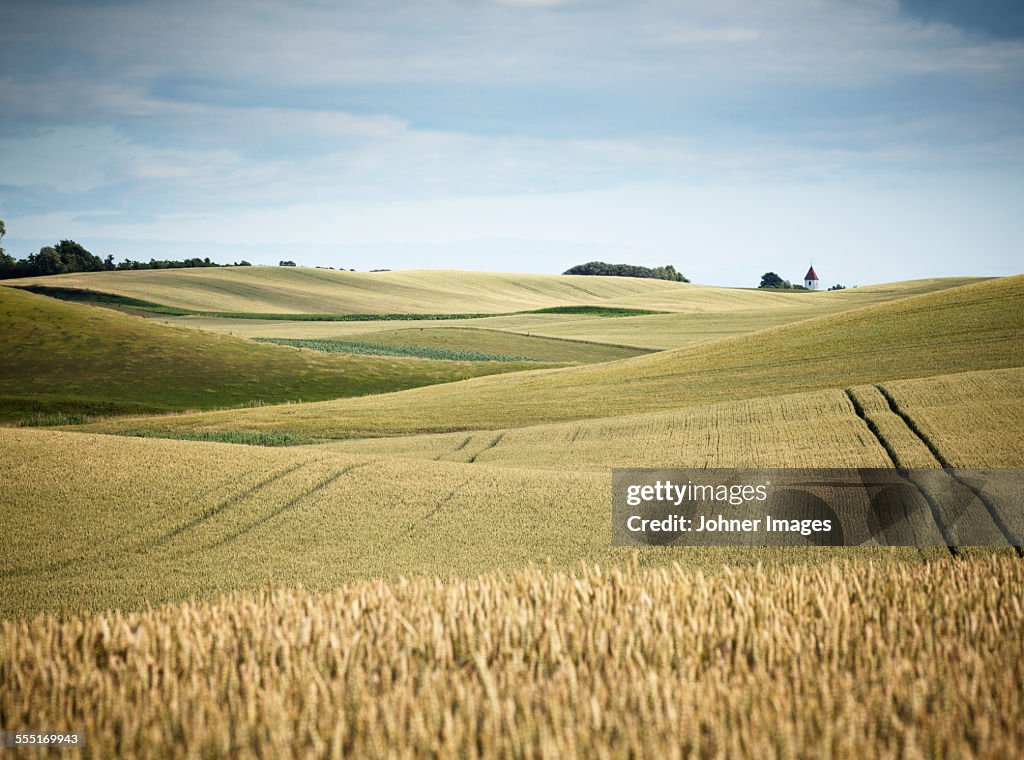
804, 266, 819, 281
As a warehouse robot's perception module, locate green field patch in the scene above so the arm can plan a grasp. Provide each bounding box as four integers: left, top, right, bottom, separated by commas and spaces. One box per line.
120, 429, 318, 446
525, 305, 665, 316
317, 327, 652, 364
0, 396, 165, 425
16, 411, 97, 427
255, 337, 540, 362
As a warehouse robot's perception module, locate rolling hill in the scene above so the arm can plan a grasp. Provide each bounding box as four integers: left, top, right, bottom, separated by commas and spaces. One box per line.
5, 266, 982, 317
6, 267, 689, 314
314, 366, 1024, 471
5, 270, 1022, 619
162, 282, 977, 352
0, 286, 550, 423
76, 275, 1024, 439
4, 363, 1021, 618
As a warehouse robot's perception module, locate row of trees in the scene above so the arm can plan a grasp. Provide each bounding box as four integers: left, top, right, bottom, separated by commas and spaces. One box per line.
563, 261, 689, 282
0, 228, 251, 279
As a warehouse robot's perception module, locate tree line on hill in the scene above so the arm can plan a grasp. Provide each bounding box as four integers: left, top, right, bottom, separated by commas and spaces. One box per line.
0, 234, 250, 280
563, 261, 689, 282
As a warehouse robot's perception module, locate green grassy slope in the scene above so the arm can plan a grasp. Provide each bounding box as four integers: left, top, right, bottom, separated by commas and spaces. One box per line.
78, 275, 1024, 439
0, 287, 551, 422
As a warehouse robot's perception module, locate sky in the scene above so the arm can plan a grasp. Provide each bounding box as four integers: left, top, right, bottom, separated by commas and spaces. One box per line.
1, 0, 1022, 288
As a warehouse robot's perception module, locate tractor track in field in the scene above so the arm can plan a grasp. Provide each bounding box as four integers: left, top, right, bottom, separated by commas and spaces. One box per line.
468, 433, 505, 463
874, 384, 1022, 557
209, 463, 369, 548
412, 479, 474, 528
435, 435, 474, 461
369, 476, 477, 556
0, 464, 312, 579
844, 388, 959, 557
153, 462, 309, 547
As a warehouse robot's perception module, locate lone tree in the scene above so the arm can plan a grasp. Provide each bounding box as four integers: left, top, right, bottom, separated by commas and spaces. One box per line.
758, 271, 784, 289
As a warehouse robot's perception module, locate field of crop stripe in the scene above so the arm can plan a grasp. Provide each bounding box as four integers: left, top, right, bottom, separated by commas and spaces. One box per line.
456, 326, 650, 351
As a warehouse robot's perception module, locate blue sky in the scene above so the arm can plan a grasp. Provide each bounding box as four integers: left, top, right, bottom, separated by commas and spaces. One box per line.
1, 0, 1022, 287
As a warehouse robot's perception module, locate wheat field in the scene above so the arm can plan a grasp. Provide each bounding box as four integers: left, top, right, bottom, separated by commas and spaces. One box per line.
3, 557, 1021, 758
6, 267, 977, 317
0, 424, 907, 620
5, 365, 1021, 618
76, 275, 1024, 440
313, 384, 893, 470
3, 269, 1022, 758
315, 367, 1024, 471
5, 268, 691, 314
